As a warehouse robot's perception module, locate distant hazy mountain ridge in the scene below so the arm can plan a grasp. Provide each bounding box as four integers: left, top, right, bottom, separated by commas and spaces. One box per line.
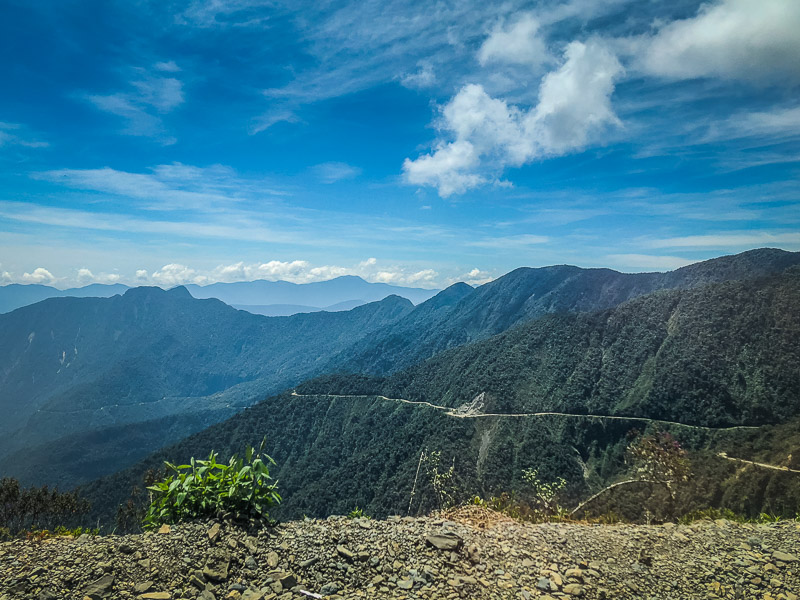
0, 275, 439, 315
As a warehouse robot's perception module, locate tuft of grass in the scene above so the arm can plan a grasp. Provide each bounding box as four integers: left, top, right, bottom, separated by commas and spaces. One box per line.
347, 507, 371, 520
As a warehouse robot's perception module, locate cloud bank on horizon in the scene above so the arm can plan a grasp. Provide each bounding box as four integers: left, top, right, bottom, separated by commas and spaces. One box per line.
0, 0, 798, 288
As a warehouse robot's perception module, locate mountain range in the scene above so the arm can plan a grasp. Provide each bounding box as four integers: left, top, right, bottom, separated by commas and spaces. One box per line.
1, 248, 799, 525
0, 288, 412, 468
0, 276, 439, 316
81, 262, 800, 524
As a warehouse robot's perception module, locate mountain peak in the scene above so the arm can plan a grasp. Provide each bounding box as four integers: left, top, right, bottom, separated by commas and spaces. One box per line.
167, 285, 193, 298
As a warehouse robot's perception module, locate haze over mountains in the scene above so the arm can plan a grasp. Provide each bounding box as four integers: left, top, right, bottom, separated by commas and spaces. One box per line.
2, 248, 799, 503
0, 275, 439, 316
0, 288, 413, 467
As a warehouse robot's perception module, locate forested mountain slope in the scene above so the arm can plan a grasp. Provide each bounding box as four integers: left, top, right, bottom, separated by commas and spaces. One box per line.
4, 248, 798, 489
338, 248, 800, 374
84, 267, 800, 525
0, 287, 413, 462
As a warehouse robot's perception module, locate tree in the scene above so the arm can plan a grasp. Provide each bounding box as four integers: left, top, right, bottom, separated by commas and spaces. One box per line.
571, 431, 691, 520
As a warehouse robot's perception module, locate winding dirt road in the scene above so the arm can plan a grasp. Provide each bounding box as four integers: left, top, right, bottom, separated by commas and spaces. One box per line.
289, 391, 759, 432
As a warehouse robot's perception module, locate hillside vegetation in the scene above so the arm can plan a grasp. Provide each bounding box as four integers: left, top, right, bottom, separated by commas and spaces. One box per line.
82, 266, 800, 526
0, 288, 412, 474
8, 249, 797, 489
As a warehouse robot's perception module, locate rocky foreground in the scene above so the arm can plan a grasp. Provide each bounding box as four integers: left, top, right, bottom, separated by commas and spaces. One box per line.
2, 507, 800, 600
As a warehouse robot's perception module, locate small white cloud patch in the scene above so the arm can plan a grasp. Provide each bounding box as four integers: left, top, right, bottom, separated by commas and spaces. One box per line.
22, 267, 56, 284
478, 13, 548, 68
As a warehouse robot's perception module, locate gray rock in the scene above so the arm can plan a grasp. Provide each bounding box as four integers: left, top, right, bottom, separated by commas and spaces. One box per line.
207, 523, 221, 544
336, 545, 355, 561
319, 582, 340, 595
84, 574, 115, 598
276, 572, 297, 589
203, 550, 231, 582
773, 550, 799, 563
425, 532, 462, 551
134, 581, 154, 593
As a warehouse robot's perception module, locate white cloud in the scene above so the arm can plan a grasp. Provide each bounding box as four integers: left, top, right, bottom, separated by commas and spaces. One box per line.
401, 62, 436, 89
152, 264, 206, 286
403, 139, 485, 197
533, 40, 623, 154
373, 268, 439, 286
35, 163, 286, 211
604, 254, 696, 271
86, 64, 185, 140
478, 13, 548, 67
307, 265, 350, 281
469, 234, 550, 249
646, 232, 800, 249
705, 106, 800, 142
403, 40, 623, 196
154, 60, 181, 73
312, 162, 362, 184
135, 269, 149, 281
448, 268, 493, 286
640, 0, 800, 84
77, 268, 94, 283
22, 267, 56, 284
0, 121, 48, 149
407, 269, 438, 283
211, 260, 311, 282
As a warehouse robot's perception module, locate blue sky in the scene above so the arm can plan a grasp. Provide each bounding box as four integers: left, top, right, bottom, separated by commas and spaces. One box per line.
0, 0, 798, 289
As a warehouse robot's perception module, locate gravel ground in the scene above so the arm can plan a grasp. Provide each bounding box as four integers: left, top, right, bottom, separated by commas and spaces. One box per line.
1, 507, 799, 600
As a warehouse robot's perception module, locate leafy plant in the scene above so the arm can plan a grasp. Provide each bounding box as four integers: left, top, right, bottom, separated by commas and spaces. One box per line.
143, 437, 281, 528
571, 431, 692, 520
521, 468, 567, 519
468, 469, 567, 523
421, 450, 459, 511
347, 507, 370, 519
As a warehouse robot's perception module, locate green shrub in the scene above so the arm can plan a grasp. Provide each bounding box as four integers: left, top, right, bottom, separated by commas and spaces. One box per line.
347, 507, 370, 519
143, 438, 281, 528
468, 468, 568, 524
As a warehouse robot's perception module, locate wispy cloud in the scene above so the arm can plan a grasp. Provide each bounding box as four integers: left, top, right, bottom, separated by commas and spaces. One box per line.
604, 253, 696, 271
0, 121, 48, 150
311, 162, 362, 184
704, 106, 800, 143
645, 232, 800, 249
468, 234, 549, 249
34, 163, 287, 211
84, 63, 185, 142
